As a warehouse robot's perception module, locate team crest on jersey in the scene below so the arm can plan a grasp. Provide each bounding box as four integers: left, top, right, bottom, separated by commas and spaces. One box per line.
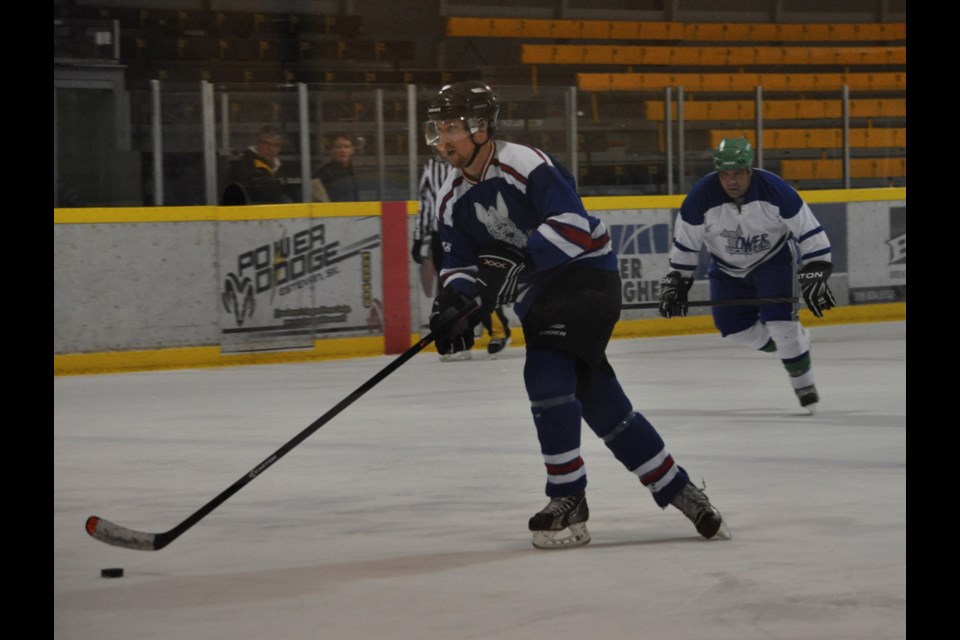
720, 224, 771, 256
474, 193, 527, 248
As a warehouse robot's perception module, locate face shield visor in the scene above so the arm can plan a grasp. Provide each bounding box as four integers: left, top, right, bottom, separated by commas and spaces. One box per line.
424, 117, 487, 147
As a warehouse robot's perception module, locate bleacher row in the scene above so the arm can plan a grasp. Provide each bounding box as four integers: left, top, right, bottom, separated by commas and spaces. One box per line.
445, 16, 906, 186
55, 4, 364, 38
54, 6, 906, 187
446, 17, 906, 42
119, 65, 473, 87
54, 4, 434, 87
120, 36, 415, 64
576, 72, 904, 92
780, 157, 905, 181
643, 98, 906, 121
709, 127, 905, 150
522, 44, 905, 67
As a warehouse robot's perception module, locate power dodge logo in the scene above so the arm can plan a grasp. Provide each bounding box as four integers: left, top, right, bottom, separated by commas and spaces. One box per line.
221, 222, 380, 326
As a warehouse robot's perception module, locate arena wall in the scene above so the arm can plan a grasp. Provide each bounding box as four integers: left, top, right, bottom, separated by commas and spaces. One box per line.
54, 188, 906, 374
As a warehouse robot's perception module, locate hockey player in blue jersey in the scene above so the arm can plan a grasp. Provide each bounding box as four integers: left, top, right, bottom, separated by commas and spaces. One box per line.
658, 137, 836, 413
412, 154, 512, 360
424, 80, 729, 548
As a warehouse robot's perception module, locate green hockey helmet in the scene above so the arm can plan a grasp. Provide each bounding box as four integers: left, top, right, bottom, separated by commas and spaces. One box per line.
713, 137, 755, 171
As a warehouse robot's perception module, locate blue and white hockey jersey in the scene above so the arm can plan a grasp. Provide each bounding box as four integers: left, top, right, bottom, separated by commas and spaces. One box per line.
435, 140, 616, 318
669, 168, 832, 278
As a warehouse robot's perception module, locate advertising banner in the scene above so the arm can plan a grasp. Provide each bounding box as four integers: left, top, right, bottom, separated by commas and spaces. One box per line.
217, 216, 383, 353
846, 201, 907, 304
590, 208, 675, 317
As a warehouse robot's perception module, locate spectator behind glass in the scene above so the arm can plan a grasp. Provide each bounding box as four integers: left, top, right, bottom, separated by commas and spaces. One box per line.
222, 125, 291, 205
312, 133, 360, 202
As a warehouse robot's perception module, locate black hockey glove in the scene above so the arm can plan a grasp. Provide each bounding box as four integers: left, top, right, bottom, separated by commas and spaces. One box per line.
410, 238, 423, 264
430, 288, 477, 355
658, 271, 694, 318
798, 261, 837, 319
475, 242, 530, 315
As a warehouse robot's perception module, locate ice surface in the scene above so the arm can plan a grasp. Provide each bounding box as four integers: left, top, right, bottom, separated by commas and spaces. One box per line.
54, 321, 906, 639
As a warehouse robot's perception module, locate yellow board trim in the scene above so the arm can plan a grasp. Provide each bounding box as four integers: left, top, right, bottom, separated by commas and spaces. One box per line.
55, 303, 905, 376
799, 187, 905, 203
612, 302, 906, 339
53, 201, 391, 224
55, 335, 387, 376
584, 195, 686, 210
579, 187, 905, 211
53, 188, 905, 225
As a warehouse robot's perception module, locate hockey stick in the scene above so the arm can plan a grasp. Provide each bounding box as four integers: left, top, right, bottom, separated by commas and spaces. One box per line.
85, 299, 481, 551
622, 297, 798, 310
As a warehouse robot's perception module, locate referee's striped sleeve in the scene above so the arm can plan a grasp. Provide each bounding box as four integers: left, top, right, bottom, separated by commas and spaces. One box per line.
415, 159, 451, 241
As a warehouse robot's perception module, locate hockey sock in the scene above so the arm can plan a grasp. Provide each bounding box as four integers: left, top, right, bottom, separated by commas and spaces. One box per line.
767, 320, 814, 389
578, 364, 688, 507
525, 349, 587, 497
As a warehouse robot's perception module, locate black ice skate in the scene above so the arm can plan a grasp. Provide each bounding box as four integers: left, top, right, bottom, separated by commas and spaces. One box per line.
486, 335, 510, 356
670, 482, 731, 540
438, 350, 472, 362
528, 492, 590, 549
795, 384, 819, 415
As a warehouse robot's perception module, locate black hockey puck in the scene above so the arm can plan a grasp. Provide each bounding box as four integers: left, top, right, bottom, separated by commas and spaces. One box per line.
101, 568, 124, 578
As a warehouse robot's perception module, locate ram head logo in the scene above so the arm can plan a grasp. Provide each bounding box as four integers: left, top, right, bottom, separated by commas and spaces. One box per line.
222, 272, 256, 326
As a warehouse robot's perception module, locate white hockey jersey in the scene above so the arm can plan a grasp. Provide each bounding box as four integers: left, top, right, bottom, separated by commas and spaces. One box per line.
668, 168, 832, 278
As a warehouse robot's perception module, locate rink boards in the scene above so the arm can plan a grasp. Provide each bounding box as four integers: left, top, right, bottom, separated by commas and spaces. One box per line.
54, 188, 905, 374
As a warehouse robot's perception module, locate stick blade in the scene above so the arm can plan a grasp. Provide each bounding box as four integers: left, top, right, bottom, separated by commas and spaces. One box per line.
86, 515, 160, 551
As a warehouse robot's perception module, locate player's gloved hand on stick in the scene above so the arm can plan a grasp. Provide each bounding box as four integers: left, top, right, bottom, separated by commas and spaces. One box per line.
658, 271, 694, 318
430, 288, 477, 355
475, 241, 531, 315
797, 261, 837, 318
410, 238, 423, 264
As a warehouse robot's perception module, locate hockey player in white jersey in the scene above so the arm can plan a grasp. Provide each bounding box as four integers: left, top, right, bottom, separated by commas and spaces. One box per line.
425, 80, 729, 548
658, 137, 836, 413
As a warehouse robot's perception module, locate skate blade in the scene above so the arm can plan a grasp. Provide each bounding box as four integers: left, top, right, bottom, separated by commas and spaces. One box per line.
486, 338, 510, 356
531, 522, 591, 549
713, 519, 732, 540
803, 403, 817, 415
439, 351, 472, 362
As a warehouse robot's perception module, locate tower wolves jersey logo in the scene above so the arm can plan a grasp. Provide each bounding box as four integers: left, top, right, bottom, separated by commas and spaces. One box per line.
720, 224, 771, 256
474, 193, 528, 248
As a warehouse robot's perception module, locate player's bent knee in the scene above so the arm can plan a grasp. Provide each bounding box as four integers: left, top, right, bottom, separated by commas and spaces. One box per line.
721, 322, 771, 350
